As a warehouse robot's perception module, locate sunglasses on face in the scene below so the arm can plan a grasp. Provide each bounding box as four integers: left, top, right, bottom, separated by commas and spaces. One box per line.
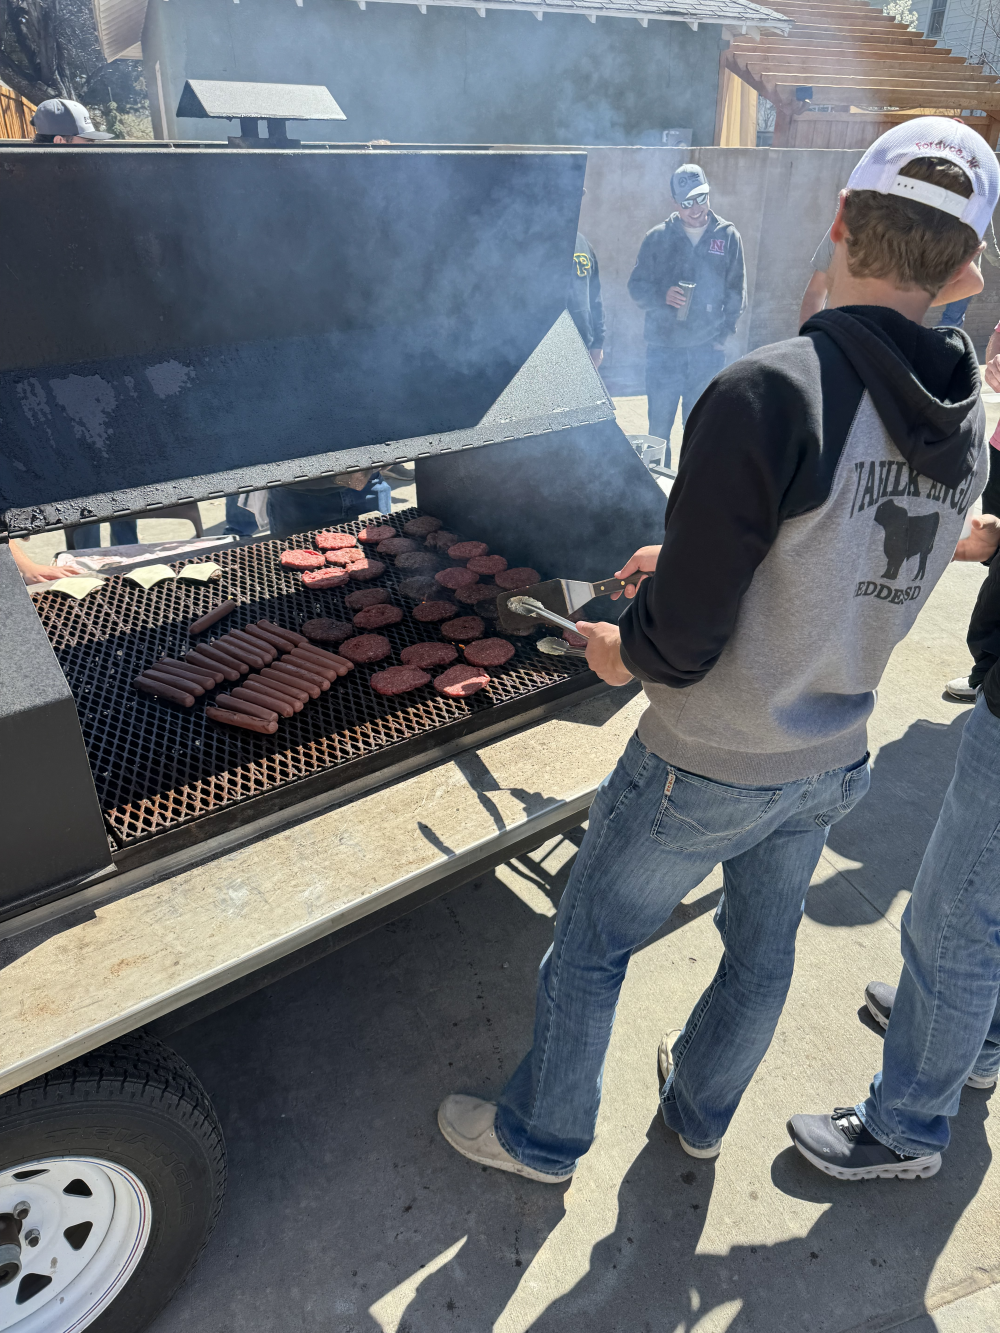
679, 195, 709, 209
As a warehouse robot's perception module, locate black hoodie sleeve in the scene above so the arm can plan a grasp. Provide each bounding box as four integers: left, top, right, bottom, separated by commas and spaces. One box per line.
720, 227, 746, 339
627, 228, 666, 312
589, 249, 605, 350
619, 335, 861, 687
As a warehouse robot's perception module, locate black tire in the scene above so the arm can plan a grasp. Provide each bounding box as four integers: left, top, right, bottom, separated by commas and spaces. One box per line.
0, 1031, 226, 1333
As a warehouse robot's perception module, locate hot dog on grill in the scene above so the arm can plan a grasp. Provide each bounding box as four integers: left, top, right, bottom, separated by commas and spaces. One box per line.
215, 634, 264, 669
180, 650, 226, 683
288, 646, 352, 676
157, 658, 217, 690
244, 675, 304, 711
225, 628, 275, 663
189, 600, 236, 636
258, 619, 308, 647
232, 685, 294, 718
266, 662, 320, 697
215, 693, 279, 723
258, 667, 310, 702
188, 646, 240, 681
205, 706, 278, 734
204, 641, 250, 673
245, 623, 297, 653
277, 657, 330, 690
135, 676, 195, 707
140, 667, 205, 697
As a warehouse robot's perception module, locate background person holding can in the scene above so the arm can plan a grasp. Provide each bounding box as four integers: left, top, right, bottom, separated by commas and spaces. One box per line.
627, 164, 746, 451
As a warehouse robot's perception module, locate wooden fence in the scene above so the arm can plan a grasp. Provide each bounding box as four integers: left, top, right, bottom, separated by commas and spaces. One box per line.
0, 86, 36, 139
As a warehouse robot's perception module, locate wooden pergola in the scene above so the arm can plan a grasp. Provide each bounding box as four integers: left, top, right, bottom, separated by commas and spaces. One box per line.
718, 0, 1000, 149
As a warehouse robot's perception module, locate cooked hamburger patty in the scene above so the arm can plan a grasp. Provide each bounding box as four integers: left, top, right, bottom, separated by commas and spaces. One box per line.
339, 634, 392, 663
395, 551, 443, 571
301, 617, 354, 643
316, 531, 359, 551
435, 567, 479, 590
447, 541, 489, 561
411, 600, 457, 622
371, 665, 430, 696
440, 616, 485, 642
377, 537, 419, 555
325, 548, 367, 566
495, 567, 540, 590
424, 530, 458, 549
434, 665, 491, 698
467, 555, 508, 576
403, 515, 443, 536
463, 638, 515, 667
399, 577, 448, 602
454, 582, 498, 605
345, 587, 390, 610
302, 567, 350, 589
357, 525, 395, 545
353, 604, 404, 630
400, 642, 458, 668
347, 558, 385, 582
281, 548, 325, 570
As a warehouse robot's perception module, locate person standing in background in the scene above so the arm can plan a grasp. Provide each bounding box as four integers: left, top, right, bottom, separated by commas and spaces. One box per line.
627, 164, 745, 451
567, 231, 605, 370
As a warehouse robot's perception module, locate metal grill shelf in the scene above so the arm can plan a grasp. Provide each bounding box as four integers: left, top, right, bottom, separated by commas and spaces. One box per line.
32, 509, 597, 870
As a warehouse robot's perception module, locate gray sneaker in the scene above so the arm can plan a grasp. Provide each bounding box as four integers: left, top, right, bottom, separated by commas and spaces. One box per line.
656, 1030, 722, 1159
946, 676, 978, 701
437, 1095, 574, 1183
788, 1108, 941, 1181
864, 981, 997, 1089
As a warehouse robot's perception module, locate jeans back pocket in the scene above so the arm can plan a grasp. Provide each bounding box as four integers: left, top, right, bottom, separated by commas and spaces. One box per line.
651, 767, 781, 851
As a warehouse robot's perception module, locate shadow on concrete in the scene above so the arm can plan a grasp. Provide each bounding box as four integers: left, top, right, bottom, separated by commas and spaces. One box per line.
532, 1096, 993, 1333
809, 712, 971, 928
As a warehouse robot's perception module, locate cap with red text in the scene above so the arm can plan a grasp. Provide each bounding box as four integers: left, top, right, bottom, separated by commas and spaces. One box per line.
846, 116, 999, 239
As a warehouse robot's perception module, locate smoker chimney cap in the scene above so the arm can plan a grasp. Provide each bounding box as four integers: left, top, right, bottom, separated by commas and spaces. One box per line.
176, 80, 346, 122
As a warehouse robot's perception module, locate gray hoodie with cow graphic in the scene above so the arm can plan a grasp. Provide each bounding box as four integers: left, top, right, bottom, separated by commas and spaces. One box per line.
618, 306, 987, 786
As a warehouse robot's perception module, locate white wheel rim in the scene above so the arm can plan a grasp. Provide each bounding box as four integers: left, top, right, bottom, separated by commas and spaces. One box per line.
0, 1158, 151, 1333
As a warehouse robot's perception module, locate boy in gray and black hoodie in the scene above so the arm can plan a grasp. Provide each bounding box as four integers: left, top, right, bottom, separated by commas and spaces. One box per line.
436, 120, 997, 1185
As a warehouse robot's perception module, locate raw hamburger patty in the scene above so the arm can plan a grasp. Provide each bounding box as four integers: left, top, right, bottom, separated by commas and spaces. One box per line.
353, 604, 404, 630
371, 665, 430, 696
346, 587, 390, 610
403, 515, 443, 537
467, 554, 508, 576
347, 558, 385, 582
440, 616, 485, 642
401, 642, 457, 668
411, 600, 457, 623
281, 548, 325, 570
447, 541, 489, 561
377, 537, 419, 555
435, 567, 479, 590
302, 567, 350, 589
399, 577, 448, 602
339, 634, 392, 664
357, 525, 395, 545
425, 530, 458, 550
395, 551, 442, 571
495, 567, 541, 590
326, 548, 367, 566
454, 583, 497, 606
464, 638, 515, 667
316, 531, 359, 551
301, 617, 353, 643
434, 665, 491, 698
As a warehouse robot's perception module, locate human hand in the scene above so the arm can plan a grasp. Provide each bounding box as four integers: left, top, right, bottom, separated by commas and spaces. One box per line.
590, 348, 604, 369
666, 286, 688, 310
954, 514, 1000, 562
574, 621, 633, 686
610, 545, 661, 599
985, 355, 1000, 393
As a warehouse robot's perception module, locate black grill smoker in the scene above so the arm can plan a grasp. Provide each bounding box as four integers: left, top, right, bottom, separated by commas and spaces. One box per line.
0, 144, 668, 920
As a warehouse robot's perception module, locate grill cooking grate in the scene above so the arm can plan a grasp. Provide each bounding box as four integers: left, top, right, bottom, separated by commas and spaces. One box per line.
32, 509, 591, 852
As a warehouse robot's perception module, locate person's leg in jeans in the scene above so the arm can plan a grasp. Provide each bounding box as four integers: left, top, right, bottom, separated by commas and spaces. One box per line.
661, 755, 869, 1147
494, 735, 869, 1174
225, 493, 259, 537
937, 296, 972, 328
67, 523, 100, 550
857, 695, 1000, 1158
108, 519, 138, 546
679, 345, 726, 426
645, 345, 684, 453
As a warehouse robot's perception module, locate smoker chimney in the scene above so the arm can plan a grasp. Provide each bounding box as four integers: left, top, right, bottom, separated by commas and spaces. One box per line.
175, 79, 346, 147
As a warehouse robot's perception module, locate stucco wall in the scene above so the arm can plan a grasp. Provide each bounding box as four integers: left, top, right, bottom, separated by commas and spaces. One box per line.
579, 145, 1000, 392
141, 0, 726, 147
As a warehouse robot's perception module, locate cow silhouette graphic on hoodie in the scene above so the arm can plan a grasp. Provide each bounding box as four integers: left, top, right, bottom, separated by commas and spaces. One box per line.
873, 498, 939, 581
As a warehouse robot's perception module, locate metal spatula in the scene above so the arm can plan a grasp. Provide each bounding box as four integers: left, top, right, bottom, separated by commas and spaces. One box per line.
496, 574, 642, 635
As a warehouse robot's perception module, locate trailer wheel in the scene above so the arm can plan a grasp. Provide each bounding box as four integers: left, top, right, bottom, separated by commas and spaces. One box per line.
0, 1032, 225, 1333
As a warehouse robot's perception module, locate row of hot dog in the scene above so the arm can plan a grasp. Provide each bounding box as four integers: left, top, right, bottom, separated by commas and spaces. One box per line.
132, 619, 354, 735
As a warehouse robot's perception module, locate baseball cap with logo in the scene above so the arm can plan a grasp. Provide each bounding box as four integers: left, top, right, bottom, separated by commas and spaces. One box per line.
846, 116, 999, 239
30, 98, 112, 140
670, 163, 710, 203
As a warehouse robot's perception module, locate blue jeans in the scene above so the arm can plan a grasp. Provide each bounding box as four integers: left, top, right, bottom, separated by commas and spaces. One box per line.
225, 493, 259, 536
494, 733, 870, 1174
938, 297, 972, 328
265, 476, 392, 540
67, 519, 139, 550
859, 694, 1000, 1158
645, 343, 725, 443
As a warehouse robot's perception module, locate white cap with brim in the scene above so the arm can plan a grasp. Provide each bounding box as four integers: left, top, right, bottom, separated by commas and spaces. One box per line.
846, 116, 999, 240
30, 98, 113, 140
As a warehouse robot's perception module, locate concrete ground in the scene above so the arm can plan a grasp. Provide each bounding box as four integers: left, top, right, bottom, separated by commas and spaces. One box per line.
140, 534, 1000, 1329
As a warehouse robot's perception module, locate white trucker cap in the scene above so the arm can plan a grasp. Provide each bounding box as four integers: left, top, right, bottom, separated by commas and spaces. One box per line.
846, 116, 999, 239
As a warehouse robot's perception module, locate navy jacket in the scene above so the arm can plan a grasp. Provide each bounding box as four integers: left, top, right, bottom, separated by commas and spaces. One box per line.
627, 211, 745, 349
